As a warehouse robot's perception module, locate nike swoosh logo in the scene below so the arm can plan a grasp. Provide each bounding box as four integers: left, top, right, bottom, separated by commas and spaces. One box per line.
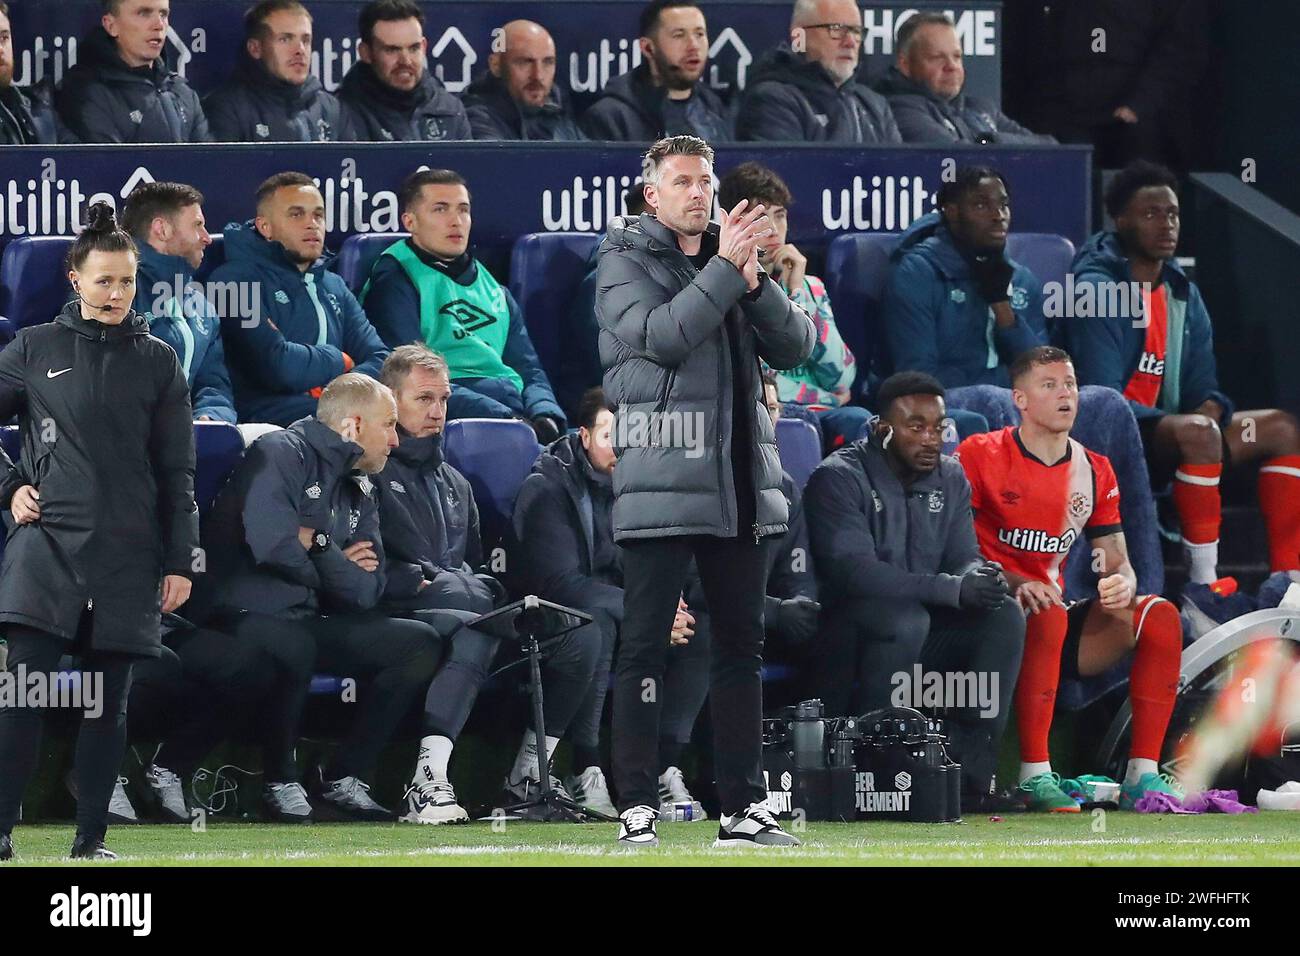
46, 368, 72, 379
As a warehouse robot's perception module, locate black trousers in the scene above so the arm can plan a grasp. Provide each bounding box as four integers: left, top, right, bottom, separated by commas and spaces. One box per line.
215, 611, 442, 783
128, 627, 275, 775
817, 598, 1025, 795
412, 603, 602, 741
613, 534, 769, 814
0, 624, 135, 841
568, 606, 713, 759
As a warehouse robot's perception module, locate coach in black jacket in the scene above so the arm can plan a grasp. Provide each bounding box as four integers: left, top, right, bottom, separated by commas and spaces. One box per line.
197, 374, 441, 823
56, 22, 210, 144
0, 3, 56, 145
374, 345, 597, 824
205, 56, 344, 143
803, 372, 1023, 809
0, 206, 197, 860
205, 2, 344, 143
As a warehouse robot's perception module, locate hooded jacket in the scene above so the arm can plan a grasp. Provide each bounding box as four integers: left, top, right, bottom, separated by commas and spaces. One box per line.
511, 432, 625, 618
804, 431, 982, 609
579, 63, 731, 142
133, 240, 237, 423
874, 66, 1054, 145
360, 243, 564, 425
195, 416, 384, 620
0, 302, 198, 656
881, 212, 1047, 388
374, 429, 497, 614
463, 70, 584, 141
209, 221, 390, 426
1059, 230, 1234, 424
736, 47, 901, 144
337, 61, 471, 142
55, 27, 210, 143
595, 213, 815, 540
0, 81, 56, 144
204, 54, 345, 142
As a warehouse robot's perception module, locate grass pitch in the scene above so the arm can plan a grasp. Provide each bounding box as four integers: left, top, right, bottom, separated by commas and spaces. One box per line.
6, 812, 1299, 866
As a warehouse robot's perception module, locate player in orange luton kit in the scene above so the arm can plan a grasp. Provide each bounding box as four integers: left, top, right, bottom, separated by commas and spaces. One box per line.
956, 346, 1184, 813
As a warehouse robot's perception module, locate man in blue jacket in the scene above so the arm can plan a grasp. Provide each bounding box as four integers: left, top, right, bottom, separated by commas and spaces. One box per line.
736, 0, 900, 143
875, 12, 1053, 145
195, 374, 442, 822
211, 172, 390, 426
804, 371, 1024, 812
881, 166, 1046, 390
123, 181, 237, 423
1060, 161, 1300, 582
361, 168, 566, 442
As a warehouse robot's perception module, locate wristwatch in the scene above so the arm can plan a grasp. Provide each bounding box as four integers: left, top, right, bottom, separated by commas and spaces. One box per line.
308, 531, 331, 555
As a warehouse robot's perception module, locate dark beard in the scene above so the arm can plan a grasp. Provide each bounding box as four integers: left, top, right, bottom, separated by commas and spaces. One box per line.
652, 50, 699, 92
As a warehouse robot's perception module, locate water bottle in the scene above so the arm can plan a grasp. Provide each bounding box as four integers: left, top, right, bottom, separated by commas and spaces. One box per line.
792, 699, 826, 770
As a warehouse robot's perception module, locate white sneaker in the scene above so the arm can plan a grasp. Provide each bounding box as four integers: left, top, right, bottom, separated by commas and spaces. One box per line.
567, 766, 617, 816
400, 780, 470, 824
617, 804, 659, 848
714, 801, 800, 848
658, 766, 707, 821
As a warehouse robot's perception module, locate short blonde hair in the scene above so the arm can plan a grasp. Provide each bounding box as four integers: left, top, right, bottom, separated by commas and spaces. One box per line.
642, 135, 714, 186
316, 373, 393, 427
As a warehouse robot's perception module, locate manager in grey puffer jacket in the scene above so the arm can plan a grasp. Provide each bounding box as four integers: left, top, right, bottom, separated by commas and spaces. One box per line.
594, 136, 813, 841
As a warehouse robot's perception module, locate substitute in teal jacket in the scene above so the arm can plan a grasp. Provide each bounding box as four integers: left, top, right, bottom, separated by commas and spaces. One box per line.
360, 238, 565, 430
132, 240, 237, 423
1058, 230, 1234, 425
881, 211, 1046, 388
211, 221, 389, 426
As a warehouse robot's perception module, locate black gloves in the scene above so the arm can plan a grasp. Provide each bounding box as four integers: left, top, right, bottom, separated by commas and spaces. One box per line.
530, 415, 563, 445
970, 254, 1014, 305
775, 595, 822, 644
959, 564, 1011, 610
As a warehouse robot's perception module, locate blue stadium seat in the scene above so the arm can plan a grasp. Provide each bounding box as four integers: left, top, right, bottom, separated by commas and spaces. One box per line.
508, 232, 602, 392
335, 232, 408, 293
441, 418, 541, 550
1006, 232, 1076, 296
194, 233, 225, 284
0, 424, 18, 463
775, 416, 823, 490
0, 236, 74, 331
823, 233, 900, 398
193, 421, 245, 518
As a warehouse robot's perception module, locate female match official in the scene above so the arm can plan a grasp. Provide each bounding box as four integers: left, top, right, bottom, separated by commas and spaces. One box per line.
0, 203, 198, 861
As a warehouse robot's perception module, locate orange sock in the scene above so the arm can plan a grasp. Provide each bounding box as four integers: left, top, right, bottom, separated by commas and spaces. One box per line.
1173, 462, 1222, 543
1014, 604, 1069, 763
1128, 597, 1182, 762
1259, 455, 1300, 571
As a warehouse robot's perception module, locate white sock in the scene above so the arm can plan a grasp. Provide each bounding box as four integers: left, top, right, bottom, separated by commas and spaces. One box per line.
414, 735, 454, 786
1125, 758, 1159, 786
510, 731, 560, 782
1184, 540, 1220, 585
1019, 761, 1052, 785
